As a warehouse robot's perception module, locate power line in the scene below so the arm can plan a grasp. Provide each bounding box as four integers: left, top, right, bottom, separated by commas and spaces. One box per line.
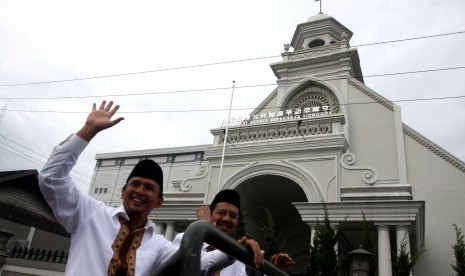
0, 85, 233, 100
352, 31, 465, 47
3, 94, 465, 114
0, 142, 117, 193
0, 134, 49, 160
362, 66, 465, 78
0, 55, 278, 88
0, 135, 118, 192
0, 142, 45, 168
1, 66, 464, 101
0, 30, 463, 88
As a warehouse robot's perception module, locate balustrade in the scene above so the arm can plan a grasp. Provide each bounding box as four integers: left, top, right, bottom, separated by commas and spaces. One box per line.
9, 246, 68, 264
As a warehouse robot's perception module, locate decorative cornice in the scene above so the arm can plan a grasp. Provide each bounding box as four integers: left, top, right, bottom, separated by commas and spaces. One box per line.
292, 200, 424, 222
96, 144, 209, 159
403, 124, 465, 172
340, 184, 412, 201
348, 79, 394, 111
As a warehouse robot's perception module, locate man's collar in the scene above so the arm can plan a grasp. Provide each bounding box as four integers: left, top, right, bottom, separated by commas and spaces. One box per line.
112, 206, 155, 236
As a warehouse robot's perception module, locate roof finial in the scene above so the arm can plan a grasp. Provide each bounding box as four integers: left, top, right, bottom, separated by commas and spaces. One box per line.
315, 0, 323, 14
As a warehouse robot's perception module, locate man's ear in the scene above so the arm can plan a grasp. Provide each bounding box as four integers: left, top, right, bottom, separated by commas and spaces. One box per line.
121, 185, 126, 199
154, 197, 164, 209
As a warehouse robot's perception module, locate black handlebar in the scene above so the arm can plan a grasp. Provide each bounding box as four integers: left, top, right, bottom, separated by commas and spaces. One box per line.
152, 221, 289, 276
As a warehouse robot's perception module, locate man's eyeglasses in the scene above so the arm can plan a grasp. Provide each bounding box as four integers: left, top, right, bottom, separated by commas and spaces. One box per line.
212, 210, 239, 220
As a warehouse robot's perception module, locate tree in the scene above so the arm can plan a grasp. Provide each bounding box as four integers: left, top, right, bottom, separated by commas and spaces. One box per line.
392, 232, 422, 276
307, 203, 340, 276
260, 208, 284, 260
248, 208, 284, 276
451, 224, 465, 276
307, 235, 319, 276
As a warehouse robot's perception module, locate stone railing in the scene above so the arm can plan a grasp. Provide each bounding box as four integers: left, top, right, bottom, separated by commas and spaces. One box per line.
211, 114, 345, 145
9, 246, 68, 264
284, 40, 349, 62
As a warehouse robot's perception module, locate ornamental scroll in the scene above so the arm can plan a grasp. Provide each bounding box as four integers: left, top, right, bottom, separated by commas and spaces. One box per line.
340, 152, 378, 185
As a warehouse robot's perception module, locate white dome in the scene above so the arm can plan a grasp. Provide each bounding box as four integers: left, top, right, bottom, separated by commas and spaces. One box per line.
307, 13, 332, 22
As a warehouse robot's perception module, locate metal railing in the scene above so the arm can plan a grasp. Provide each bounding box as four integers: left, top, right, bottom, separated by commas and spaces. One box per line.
152, 221, 289, 276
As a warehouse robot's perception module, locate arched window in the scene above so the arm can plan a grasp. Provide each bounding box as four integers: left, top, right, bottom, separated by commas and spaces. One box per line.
308, 39, 325, 48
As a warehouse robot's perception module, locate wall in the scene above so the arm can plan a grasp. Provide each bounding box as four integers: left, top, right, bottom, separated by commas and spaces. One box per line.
404, 131, 465, 275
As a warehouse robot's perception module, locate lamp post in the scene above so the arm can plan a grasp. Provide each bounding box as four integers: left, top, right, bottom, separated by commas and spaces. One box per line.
346, 245, 374, 276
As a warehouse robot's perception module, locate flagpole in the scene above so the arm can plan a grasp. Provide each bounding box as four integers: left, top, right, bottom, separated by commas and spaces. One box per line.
218, 80, 235, 194
315, 0, 322, 14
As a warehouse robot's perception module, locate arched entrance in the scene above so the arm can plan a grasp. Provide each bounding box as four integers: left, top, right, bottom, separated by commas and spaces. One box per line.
234, 174, 310, 273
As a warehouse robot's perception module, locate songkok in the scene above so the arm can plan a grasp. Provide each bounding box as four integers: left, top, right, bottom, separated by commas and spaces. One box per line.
210, 189, 240, 212
126, 159, 163, 195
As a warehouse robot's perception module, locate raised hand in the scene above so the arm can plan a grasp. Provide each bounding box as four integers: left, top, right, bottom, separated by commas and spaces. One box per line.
271, 253, 295, 270
77, 101, 124, 141
196, 205, 211, 222
238, 236, 264, 269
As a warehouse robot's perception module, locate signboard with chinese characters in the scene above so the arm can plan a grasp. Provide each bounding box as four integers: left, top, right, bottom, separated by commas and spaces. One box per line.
220, 105, 332, 128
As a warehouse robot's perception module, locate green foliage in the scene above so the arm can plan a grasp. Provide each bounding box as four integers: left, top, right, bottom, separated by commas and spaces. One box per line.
307, 203, 340, 276
307, 236, 319, 276
260, 208, 284, 260
392, 232, 422, 276
451, 224, 465, 276
361, 212, 377, 276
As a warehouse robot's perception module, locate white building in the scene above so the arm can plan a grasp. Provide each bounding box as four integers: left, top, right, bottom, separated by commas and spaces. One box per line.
89, 13, 465, 276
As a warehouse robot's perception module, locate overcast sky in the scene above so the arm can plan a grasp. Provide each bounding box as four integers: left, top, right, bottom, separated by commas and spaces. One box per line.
1, 0, 464, 193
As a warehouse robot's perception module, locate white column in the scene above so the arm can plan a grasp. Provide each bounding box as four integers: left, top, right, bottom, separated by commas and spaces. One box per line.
26, 227, 36, 249
155, 222, 165, 235
377, 225, 393, 276
164, 222, 175, 241
308, 224, 316, 247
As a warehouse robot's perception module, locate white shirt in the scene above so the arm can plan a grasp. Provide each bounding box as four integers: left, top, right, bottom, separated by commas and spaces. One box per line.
38, 134, 233, 276
173, 232, 247, 276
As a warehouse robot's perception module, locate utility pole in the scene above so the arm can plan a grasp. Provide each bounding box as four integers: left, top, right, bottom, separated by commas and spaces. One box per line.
218, 81, 235, 193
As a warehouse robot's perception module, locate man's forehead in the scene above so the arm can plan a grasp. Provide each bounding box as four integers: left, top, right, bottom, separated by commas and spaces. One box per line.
214, 202, 239, 212
128, 176, 160, 187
